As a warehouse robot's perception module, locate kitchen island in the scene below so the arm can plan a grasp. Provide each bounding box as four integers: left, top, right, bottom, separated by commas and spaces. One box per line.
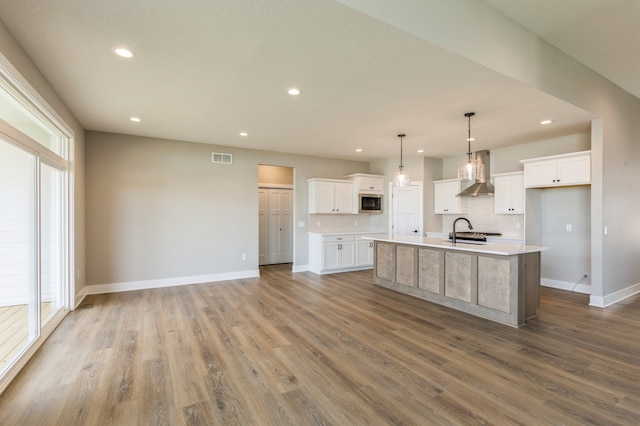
363, 235, 548, 328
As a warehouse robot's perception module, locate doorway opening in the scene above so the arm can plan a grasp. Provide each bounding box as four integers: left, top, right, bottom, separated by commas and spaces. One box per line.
258, 165, 294, 266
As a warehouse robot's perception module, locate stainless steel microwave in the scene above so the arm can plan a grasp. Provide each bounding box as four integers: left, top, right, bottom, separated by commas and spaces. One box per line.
359, 194, 382, 213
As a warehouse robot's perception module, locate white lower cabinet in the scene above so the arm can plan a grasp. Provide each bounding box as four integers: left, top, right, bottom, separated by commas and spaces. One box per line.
309, 233, 380, 274
356, 236, 375, 267
322, 235, 355, 270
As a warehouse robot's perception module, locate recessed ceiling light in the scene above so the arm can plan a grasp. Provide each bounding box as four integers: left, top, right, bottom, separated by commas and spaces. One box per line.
129, 116, 142, 122
355, 148, 363, 152
540, 119, 553, 125
417, 149, 424, 153
287, 88, 302, 96
239, 132, 249, 137
113, 47, 135, 58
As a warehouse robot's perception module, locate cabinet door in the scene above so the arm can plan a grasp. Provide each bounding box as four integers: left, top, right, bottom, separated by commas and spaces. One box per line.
494, 174, 524, 214
322, 242, 341, 270
434, 180, 462, 214
355, 239, 374, 266
334, 182, 355, 214
314, 181, 336, 213
524, 160, 557, 187
557, 155, 590, 185
368, 177, 385, 192
354, 176, 384, 192
493, 175, 512, 214
338, 241, 355, 267
510, 173, 524, 214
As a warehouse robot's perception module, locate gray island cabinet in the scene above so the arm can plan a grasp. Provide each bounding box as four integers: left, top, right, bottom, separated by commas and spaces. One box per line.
365, 235, 548, 328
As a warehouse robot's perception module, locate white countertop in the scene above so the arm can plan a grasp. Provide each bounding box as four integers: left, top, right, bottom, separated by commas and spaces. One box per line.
362, 234, 548, 256
308, 230, 387, 236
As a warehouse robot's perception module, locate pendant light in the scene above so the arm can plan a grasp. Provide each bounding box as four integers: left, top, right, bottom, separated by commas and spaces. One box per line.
457, 112, 483, 182
393, 133, 410, 187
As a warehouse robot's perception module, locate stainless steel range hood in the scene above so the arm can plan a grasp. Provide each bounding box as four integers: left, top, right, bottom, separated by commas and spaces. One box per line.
457, 150, 495, 197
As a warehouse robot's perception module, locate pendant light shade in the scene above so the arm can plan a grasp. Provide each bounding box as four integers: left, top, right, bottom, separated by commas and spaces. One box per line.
393, 133, 410, 187
457, 112, 483, 182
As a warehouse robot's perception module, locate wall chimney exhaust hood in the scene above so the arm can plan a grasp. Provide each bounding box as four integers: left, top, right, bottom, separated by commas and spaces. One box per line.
457, 150, 495, 197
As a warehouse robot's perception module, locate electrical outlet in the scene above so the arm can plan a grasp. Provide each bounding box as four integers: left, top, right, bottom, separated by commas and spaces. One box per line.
241, 253, 246, 261
298, 221, 305, 228
566, 224, 572, 232
354, 220, 358, 226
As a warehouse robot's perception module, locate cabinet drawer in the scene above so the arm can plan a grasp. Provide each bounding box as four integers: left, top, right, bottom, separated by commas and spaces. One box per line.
323, 235, 355, 243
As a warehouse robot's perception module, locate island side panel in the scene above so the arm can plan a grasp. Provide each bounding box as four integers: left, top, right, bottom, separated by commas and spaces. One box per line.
444, 252, 473, 303
524, 251, 541, 319
375, 241, 395, 282
396, 245, 417, 287
418, 248, 442, 294
477, 256, 512, 313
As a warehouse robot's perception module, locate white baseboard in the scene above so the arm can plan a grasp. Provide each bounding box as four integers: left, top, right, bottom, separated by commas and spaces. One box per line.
292, 264, 309, 273
589, 282, 640, 308
541, 278, 591, 294
85, 269, 260, 295
74, 286, 87, 308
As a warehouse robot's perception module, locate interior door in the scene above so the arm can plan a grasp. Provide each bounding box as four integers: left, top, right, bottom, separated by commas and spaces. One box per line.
391, 182, 423, 237
269, 189, 293, 264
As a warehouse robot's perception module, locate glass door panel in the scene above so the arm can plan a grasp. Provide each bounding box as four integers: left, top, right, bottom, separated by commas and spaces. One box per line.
40, 162, 63, 327
0, 139, 36, 375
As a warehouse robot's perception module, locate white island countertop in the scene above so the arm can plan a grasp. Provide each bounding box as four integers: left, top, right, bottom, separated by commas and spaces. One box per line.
362, 234, 549, 256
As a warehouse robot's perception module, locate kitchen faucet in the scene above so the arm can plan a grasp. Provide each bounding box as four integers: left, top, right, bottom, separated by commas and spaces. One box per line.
452, 217, 473, 244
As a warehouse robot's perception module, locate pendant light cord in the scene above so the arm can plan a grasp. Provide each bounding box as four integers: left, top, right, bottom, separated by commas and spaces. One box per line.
465, 112, 475, 160
398, 133, 406, 170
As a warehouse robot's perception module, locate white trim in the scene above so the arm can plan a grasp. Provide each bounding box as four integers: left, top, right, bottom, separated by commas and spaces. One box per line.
85, 270, 260, 295
258, 183, 294, 189
74, 286, 87, 308
292, 264, 309, 273
541, 278, 591, 294
589, 282, 640, 308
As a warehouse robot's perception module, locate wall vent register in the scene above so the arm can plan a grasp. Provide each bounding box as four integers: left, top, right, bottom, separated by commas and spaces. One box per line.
212, 152, 233, 164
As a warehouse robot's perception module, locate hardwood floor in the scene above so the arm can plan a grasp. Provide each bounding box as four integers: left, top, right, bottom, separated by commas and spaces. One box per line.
1, 264, 639, 425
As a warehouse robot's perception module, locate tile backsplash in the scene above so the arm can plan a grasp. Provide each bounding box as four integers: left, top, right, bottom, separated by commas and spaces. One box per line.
308, 213, 383, 233
440, 197, 524, 239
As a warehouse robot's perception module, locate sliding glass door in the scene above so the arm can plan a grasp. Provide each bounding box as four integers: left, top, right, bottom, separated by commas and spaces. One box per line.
0, 70, 71, 388
40, 162, 64, 328
0, 139, 36, 374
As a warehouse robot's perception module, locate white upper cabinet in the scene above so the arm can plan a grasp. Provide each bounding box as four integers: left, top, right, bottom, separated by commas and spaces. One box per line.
345, 173, 385, 193
434, 179, 465, 214
493, 172, 524, 214
308, 178, 356, 214
521, 151, 591, 188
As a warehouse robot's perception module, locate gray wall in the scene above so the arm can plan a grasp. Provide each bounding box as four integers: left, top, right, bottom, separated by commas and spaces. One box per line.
85, 131, 370, 286
539, 186, 591, 284
0, 21, 86, 298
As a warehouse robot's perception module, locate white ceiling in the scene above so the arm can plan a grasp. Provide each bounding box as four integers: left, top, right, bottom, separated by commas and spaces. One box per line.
0, 0, 632, 162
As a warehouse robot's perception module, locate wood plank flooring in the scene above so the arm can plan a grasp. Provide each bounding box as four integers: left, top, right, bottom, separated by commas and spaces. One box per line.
1, 264, 639, 425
